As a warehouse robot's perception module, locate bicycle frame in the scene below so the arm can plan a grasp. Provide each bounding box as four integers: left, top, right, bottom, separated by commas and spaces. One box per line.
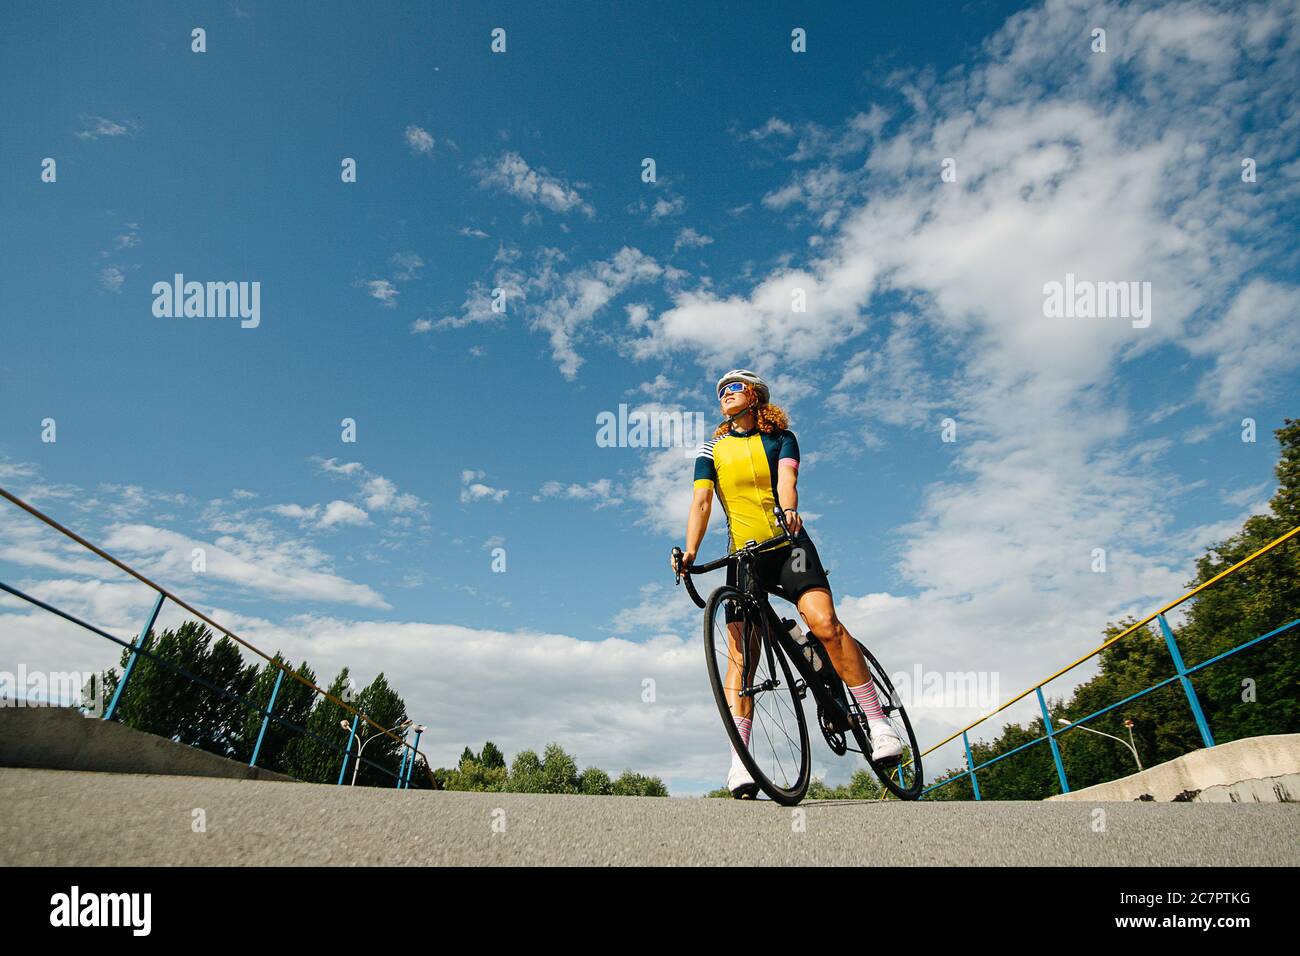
673, 515, 862, 746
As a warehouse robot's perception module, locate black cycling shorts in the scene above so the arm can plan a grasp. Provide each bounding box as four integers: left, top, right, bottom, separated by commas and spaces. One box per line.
724, 529, 830, 621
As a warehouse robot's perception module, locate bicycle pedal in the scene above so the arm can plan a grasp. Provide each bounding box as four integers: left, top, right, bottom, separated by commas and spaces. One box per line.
793, 679, 808, 699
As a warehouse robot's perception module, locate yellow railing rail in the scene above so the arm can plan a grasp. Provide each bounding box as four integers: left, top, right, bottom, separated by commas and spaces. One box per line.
920, 522, 1300, 759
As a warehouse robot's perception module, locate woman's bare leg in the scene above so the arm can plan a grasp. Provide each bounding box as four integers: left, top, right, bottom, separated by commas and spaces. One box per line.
795, 588, 871, 687
722, 620, 759, 721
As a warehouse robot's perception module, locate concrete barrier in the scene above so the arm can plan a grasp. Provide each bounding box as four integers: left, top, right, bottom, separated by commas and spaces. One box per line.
0, 706, 299, 783
1046, 733, 1300, 802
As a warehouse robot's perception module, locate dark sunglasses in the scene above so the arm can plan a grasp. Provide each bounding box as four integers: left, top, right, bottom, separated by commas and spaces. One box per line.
718, 381, 748, 398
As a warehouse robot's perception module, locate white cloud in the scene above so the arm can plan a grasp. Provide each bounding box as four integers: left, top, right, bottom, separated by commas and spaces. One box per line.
318, 459, 364, 478
742, 117, 795, 141
761, 164, 857, 229
474, 151, 593, 217
627, 444, 706, 538
115, 224, 140, 249
534, 479, 623, 509
313, 458, 426, 519
628, 253, 874, 369
828, 315, 946, 429
1181, 423, 1217, 444
651, 195, 685, 219
0, 510, 116, 579
390, 251, 424, 282
629, 373, 674, 396
528, 247, 663, 378
625, 303, 651, 331
444, 246, 662, 378
460, 470, 508, 504
626, 188, 687, 222
76, 115, 134, 139
435, 245, 525, 330
98, 267, 125, 293
405, 125, 435, 155
269, 503, 318, 521
0, 461, 38, 482
318, 500, 370, 528
271, 500, 372, 530
673, 227, 713, 252
609, 582, 697, 636
1184, 279, 1300, 414
1221, 481, 1271, 508
100, 523, 389, 608
367, 279, 399, 307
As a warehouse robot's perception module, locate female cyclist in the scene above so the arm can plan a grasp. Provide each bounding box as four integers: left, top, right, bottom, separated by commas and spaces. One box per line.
673, 369, 902, 798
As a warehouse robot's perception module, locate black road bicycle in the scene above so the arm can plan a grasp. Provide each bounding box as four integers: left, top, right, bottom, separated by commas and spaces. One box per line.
672, 510, 923, 804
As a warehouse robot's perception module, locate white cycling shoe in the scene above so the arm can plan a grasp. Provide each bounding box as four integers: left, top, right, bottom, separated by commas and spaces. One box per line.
727, 755, 759, 799
868, 721, 903, 763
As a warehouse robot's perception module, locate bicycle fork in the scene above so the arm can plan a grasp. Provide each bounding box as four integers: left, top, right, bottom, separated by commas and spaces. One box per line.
736, 615, 781, 701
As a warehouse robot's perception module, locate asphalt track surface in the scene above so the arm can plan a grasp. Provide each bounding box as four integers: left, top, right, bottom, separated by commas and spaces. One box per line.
2, 768, 1296, 866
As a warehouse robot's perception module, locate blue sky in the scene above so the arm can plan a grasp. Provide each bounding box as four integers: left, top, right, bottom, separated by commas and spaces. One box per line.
2, 0, 1298, 794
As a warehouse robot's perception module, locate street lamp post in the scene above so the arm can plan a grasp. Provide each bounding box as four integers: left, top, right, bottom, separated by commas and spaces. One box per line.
340, 718, 413, 786
1058, 717, 1142, 770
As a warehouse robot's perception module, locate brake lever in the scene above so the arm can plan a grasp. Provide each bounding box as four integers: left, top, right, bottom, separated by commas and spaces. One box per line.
773, 506, 794, 541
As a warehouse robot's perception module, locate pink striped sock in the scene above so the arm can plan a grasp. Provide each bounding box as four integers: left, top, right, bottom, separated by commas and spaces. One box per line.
732, 715, 753, 747
848, 680, 886, 722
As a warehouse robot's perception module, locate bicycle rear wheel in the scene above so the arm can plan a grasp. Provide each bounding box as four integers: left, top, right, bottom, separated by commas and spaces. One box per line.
703, 586, 810, 805
849, 640, 924, 800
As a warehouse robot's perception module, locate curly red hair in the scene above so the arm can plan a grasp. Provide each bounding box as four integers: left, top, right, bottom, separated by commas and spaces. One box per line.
713, 386, 790, 438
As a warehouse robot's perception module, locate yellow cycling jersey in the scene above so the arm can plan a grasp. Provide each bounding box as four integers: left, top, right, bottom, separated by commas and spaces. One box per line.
693, 426, 800, 552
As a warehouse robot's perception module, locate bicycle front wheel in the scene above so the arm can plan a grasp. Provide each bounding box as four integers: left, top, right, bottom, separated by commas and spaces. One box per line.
849, 640, 924, 800
703, 586, 810, 805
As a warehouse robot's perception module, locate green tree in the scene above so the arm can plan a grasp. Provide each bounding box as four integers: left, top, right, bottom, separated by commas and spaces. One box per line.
442, 760, 507, 792
507, 749, 544, 793
846, 769, 884, 799
233, 658, 319, 772
611, 771, 668, 797
479, 741, 506, 769
102, 621, 257, 758
281, 669, 356, 783
540, 743, 579, 794
806, 779, 837, 800
1171, 419, 1300, 745
578, 766, 612, 795
349, 673, 409, 787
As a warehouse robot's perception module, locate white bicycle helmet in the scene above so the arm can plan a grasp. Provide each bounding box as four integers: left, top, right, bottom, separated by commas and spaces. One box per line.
716, 369, 770, 405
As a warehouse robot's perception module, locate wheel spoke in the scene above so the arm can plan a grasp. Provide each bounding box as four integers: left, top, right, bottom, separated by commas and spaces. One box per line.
754, 690, 800, 760
706, 590, 809, 800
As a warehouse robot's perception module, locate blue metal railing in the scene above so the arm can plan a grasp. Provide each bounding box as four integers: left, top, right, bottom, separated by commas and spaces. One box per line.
917, 524, 1300, 799
0, 485, 430, 789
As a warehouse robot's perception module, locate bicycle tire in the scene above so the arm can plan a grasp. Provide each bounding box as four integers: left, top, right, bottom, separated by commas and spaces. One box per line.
703, 585, 810, 805
848, 640, 924, 800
